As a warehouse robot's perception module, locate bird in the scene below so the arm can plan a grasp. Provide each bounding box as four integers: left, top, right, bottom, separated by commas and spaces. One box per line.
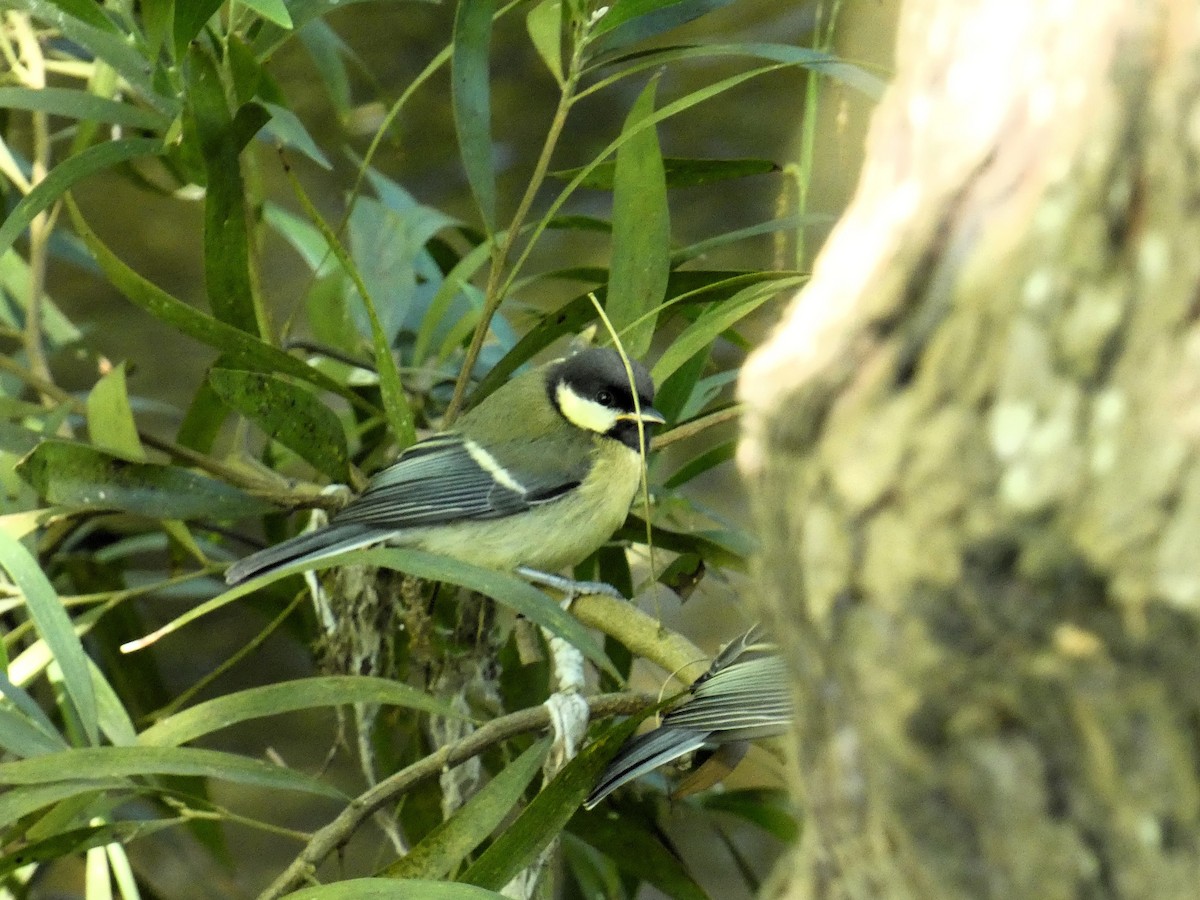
224, 346, 665, 588
584, 625, 791, 808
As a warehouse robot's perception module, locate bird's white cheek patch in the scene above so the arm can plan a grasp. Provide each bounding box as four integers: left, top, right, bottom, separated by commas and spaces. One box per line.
464, 438, 527, 493
556, 383, 619, 434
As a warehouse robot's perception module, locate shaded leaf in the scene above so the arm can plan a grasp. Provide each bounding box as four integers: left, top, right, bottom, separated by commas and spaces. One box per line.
188, 46, 263, 335
64, 198, 365, 410
16, 440, 274, 520
0, 531, 98, 746
86, 363, 146, 462
607, 77, 669, 359
0, 706, 67, 758
174, 0, 224, 60
700, 788, 800, 842
555, 156, 777, 189
0, 781, 124, 834
0, 138, 161, 264
453, 0, 497, 230
242, 0, 293, 28
0, 746, 346, 798
664, 441, 735, 489
208, 368, 350, 481
385, 738, 551, 879
570, 807, 708, 900
139, 676, 464, 747
261, 102, 332, 169
461, 715, 643, 890
589, 0, 738, 54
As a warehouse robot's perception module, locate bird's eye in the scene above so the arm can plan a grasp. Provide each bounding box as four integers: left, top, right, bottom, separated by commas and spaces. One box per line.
596, 389, 614, 406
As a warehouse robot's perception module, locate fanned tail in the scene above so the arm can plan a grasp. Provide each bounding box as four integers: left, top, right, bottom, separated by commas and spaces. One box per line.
224, 523, 382, 585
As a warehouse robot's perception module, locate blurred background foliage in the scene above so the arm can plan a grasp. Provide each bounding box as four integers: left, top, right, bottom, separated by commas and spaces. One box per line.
0, 0, 895, 896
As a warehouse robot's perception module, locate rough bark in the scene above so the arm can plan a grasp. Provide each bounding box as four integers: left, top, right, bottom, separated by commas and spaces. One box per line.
738, 1, 1200, 897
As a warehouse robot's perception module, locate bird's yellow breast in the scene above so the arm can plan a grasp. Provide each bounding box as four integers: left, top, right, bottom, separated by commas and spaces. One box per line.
411, 442, 644, 573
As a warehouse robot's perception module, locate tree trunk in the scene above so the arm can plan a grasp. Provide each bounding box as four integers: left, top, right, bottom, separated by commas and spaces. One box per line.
738, 1, 1200, 896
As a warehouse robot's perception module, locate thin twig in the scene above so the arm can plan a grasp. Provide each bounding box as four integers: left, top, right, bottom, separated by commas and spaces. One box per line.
257, 692, 652, 900
653, 404, 744, 450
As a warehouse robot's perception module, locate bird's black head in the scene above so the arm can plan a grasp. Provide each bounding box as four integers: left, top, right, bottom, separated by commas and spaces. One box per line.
548, 347, 665, 450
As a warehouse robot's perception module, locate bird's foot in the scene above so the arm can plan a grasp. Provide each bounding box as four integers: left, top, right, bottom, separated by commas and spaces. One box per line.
515, 566, 625, 601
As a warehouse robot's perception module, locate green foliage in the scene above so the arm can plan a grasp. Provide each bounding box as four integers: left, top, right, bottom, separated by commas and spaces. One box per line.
0, 0, 858, 894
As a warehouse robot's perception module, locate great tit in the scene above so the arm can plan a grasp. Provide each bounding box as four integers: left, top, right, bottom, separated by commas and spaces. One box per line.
584, 625, 791, 808
225, 347, 665, 586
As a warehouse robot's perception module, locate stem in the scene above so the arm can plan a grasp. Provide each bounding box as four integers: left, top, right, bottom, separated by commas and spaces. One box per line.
257, 691, 652, 900
443, 18, 589, 423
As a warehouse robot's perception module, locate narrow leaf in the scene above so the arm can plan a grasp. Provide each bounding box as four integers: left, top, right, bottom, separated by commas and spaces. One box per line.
461, 716, 642, 889
663, 441, 735, 489
0, 781, 126, 834
188, 46, 262, 335
86, 363, 146, 462
261, 102, 332, 169
606, 77, 669, 358
64, 198, 366, 410
386, 738, 551, 879
570, 808, 708, 900
0, 746, 345, 799
700, 788, 800, 842
0, 87, 168, 130
0, 138, 161, 264
452, 0, 497, 230
16, 440, 274, 520
526, 0, 564, 85
139, 676, 464, 747
173, 0, 224, 60
241, 0, 293, 28
208, 369, 350, 481
0, 706, 67, 757
555, 156, 777, 189
0, 531, 98, 746
589, 0, 738, 54
286, 881, 508, 900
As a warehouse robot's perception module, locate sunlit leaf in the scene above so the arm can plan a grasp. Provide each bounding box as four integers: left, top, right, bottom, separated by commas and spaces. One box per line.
241, 0, 293, 28
385, 738, 551, 879
607, 77, 669, 358
0, 746, 345, 798
86, 363, 146, 462
452, 0, 497, 230
0, 139, 161, 265
16, 440, 274, 520
208, 368, 350, 482
287, 881, 508, 899
0, 87, 168, 130
139, 676, 464, 747
0, 531, 98, 746
174, 0, 224, 60
526, 0, 564, 85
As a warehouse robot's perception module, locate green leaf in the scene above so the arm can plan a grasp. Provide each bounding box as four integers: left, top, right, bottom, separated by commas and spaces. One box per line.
16, 440, 274, 520
261, 102, 332, 169
88, 659, 138, 748
86, 363, 146, 462
589, 0, 738, 54
241, 0, 293, 28
606, 77, 669, 359
0, 780, 125, 833
651, 277, 802, 383
0, 746, 345, 798
139, 676, 464, 747
64, 198, 367, 411
555, 156, 777, 189
452, 0, 497, 231
526, 0, 564, 85
188, 46, 263, 336
0, 706, 67, 757
0, 821, 177, 878
0, 87, 169, 130
460, 715, 643, 890
0, 531, 98, 746
663, 441, 734, 489
287, 881, 508, 900
385, 738, 551, 879
0, 138, 161, 264
208, 368, 350, 482
671, 212, 831, 266
570, 807, 708, 900
174, 0, 224, 60
700, 788, 800, 843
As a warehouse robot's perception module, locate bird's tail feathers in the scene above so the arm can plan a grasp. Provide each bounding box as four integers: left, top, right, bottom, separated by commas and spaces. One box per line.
224, 523, 381, 585
583, 727, 708, 809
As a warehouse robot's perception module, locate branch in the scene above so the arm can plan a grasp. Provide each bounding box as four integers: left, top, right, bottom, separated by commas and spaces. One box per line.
257, 692, 651, 900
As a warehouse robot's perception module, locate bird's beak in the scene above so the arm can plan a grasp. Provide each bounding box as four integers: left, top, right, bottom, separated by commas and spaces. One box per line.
616, 406, 666, 426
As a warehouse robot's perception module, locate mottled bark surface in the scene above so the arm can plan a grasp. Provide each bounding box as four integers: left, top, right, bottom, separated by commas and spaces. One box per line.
738, 1, 1200, 897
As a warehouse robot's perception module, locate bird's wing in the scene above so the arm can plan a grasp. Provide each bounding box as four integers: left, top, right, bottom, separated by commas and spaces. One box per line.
330, 433, 585, 529
663, 655, 793, 737
584, 727, 710, 809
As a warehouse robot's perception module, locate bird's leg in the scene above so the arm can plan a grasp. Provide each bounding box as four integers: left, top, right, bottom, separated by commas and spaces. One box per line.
515, 566, 625, 601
